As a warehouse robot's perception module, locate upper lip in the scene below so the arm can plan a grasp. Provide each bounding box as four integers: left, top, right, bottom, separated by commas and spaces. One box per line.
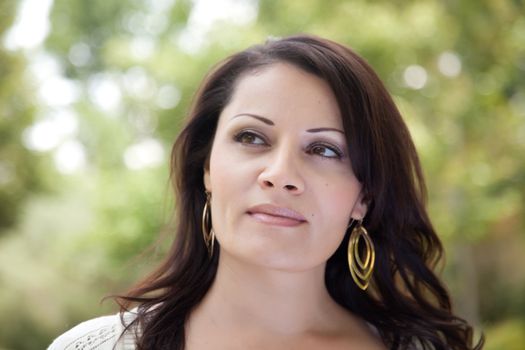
247, 204, 307, 222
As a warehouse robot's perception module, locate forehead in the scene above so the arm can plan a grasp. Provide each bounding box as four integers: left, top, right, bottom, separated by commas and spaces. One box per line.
221, 63, 342, 128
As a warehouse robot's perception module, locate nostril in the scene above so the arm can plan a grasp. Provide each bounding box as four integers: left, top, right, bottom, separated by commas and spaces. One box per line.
263, 180, 274, 187
284, 184, 297, 191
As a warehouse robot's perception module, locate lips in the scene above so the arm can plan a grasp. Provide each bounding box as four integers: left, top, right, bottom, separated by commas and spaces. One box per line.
247, 204, 307, 227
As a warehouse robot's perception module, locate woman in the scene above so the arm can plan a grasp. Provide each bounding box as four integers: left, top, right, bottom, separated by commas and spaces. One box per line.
49, 34, 483, 349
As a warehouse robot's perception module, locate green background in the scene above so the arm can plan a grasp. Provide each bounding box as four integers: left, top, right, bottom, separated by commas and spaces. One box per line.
1, 0, 524, 348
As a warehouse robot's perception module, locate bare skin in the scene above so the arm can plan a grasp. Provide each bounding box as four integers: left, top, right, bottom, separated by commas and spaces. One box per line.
185, 252, 385, 350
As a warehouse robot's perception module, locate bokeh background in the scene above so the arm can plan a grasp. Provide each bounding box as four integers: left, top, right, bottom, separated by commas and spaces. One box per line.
1, 0, 524, 348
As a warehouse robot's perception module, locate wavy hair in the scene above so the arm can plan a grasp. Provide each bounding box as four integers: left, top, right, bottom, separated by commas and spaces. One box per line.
117, 34, 483, 350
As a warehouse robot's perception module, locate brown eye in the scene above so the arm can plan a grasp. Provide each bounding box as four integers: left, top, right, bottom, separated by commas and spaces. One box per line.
307, 143, 342, 159
234, 131, 267, 146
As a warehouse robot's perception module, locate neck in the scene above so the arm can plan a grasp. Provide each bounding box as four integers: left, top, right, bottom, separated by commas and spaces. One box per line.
190, 251, 345, 335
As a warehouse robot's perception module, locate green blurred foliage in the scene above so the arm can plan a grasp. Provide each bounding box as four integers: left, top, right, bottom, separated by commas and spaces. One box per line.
0, 0, 524, 348
0, 1, 48, 231
485, 319, 525, 350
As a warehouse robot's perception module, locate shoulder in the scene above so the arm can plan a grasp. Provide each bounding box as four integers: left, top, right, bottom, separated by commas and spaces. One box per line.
47, 310, 139, 350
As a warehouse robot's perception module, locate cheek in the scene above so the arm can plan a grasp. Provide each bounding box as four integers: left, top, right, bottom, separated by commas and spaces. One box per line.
324, 178, 360, 209
209, 139, 261, 193
208, 143, 254, 227
315, 179, 361, 234
209, 144, 236, 190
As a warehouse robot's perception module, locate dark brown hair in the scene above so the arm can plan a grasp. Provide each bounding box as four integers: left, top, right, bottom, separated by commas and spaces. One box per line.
118, 34, 483, 349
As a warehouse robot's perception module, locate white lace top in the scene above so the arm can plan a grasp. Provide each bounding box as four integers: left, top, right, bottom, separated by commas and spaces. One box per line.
47, 311, 139, 350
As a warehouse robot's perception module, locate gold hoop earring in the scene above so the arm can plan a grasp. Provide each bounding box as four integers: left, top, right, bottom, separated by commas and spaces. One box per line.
347, 220, 375, 290
201, 191, 215, 257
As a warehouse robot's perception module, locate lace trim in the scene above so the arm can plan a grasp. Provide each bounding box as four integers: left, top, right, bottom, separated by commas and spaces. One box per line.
62, 323, 118, 350
122, 311, 140, 348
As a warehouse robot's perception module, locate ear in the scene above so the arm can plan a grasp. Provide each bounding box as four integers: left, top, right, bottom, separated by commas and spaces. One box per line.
203, 166, 212, 192
350, 191, 368, 221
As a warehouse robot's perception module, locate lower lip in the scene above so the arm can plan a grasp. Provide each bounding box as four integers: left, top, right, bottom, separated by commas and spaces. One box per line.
248, 212, 305, 227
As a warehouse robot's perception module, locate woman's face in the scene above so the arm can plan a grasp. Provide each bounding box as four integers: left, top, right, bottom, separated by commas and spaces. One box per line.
204, 63, 367, 272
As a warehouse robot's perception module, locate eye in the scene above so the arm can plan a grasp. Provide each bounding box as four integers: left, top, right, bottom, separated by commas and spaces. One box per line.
233, 130, 268, 146
307, 143, 343, 159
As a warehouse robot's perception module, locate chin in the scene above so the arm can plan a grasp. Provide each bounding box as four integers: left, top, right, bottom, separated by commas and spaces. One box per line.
224, 245, 325, 273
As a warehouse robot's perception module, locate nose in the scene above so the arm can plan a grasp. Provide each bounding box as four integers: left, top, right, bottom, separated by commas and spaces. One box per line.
257, 146, 305, 194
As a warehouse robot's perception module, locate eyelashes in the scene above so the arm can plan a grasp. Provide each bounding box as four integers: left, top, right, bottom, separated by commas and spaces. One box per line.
306, 142, 343, 159
233, 129, 344, 160
233, 129, 268, 146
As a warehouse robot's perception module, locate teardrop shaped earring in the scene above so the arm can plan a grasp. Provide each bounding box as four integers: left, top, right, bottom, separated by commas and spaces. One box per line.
201, 191, 215, 257
347, 220, 375, 290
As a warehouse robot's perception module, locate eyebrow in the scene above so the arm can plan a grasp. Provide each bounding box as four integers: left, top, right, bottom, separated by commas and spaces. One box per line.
306, 127, 345, 135
231, 113, 344, 134
232, 113, 274, 125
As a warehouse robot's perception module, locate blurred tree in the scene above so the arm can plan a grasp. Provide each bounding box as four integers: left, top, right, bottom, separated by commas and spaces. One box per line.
0, 1, 48, 231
